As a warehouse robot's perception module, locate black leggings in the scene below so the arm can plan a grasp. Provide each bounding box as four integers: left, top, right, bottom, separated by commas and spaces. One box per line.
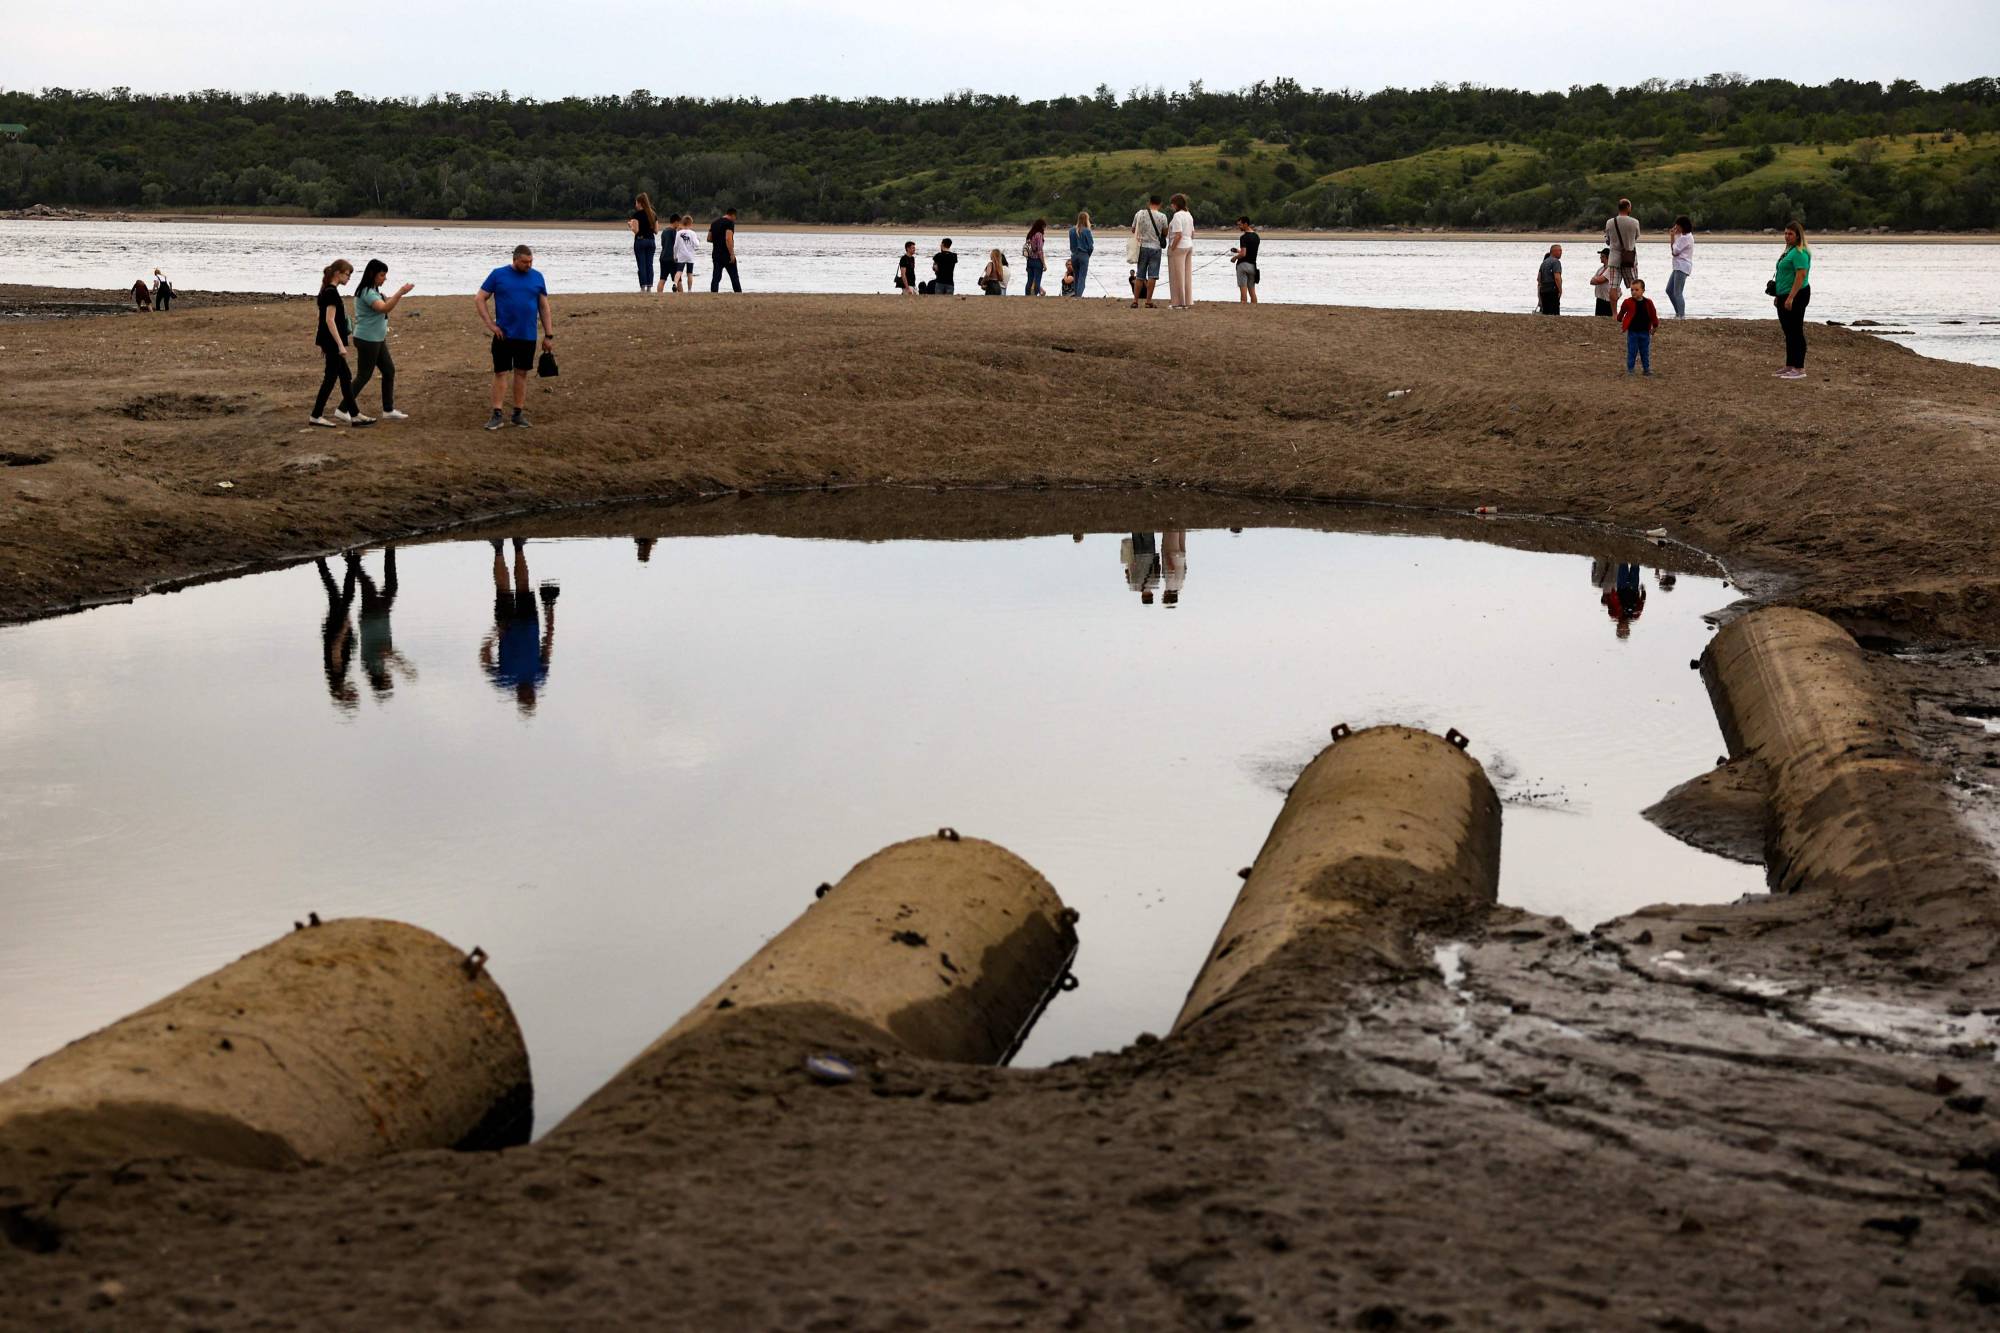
1777, 286, 1811, 369
314, 346, 356, 417
353, 339, 395, 411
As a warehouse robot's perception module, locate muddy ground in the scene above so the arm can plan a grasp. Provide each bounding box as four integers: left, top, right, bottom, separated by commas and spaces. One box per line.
2, 289, 1999, 1329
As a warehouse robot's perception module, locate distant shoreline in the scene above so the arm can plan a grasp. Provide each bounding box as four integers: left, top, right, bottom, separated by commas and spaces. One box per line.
6, 210, 1996, 246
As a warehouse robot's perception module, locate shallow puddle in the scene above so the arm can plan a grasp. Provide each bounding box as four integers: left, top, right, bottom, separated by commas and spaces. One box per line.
0, 495, 1762, 1128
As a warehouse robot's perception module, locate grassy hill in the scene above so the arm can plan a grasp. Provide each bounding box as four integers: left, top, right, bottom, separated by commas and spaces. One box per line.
991, 131, 2000, 232
874, 141, 1310, 225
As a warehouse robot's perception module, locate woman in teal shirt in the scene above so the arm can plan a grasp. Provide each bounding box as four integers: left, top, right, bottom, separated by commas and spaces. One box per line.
1773, 221, 1812, 380
352, 258, 415, 419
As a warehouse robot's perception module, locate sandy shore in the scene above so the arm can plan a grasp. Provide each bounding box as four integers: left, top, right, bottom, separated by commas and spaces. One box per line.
3, 287, 1999, 1328
4, 284, 1998, 638
10, 209, 1994, 244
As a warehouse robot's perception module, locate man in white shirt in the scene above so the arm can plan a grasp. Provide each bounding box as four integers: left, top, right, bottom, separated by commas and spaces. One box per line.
1604, 198, 1641, 300
1130, 195, 1167, 308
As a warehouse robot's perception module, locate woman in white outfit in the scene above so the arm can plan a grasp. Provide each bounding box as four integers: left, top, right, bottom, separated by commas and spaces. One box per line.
1165, 193, 1195, 308
1666, 215, 1694, 317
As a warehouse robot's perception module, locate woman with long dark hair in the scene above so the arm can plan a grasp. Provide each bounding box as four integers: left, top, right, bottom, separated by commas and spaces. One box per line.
1774, 220, 1812, 379
1023, 218, 1048, 296
351, 258, 414, 421
310, 259, 369, 428
628, 192, 659, 292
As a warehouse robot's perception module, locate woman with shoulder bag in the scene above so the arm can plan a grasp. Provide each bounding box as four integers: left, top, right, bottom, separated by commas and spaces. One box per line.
1771, 220, 1812, 379
980, 248, 1009, 295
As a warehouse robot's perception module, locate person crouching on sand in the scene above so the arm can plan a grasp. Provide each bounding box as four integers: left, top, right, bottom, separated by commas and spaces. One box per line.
1619, 278, 1660, 377
310, 259, 371, 428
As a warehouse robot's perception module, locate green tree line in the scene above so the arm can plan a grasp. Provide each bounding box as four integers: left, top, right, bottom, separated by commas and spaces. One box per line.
1, 75, 1996, 229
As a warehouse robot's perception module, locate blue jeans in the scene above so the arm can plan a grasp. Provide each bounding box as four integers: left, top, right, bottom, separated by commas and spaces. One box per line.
1135, 247, 1162, 283
1070, 255, 1090, 296
635, 236, 655, 291
1665, 269, 1688, 317
1025, 258, 1045, 294
1626, 331, 1652, 373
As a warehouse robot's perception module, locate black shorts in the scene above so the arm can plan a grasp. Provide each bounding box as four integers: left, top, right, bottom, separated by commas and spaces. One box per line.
491, 336, 536, 373
680, 261, 695, 275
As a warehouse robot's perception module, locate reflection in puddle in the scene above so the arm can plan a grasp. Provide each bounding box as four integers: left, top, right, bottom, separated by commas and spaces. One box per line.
0, 505, 1763, 1129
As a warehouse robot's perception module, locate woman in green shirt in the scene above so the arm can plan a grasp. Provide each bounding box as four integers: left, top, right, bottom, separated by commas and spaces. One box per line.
352, 258, 415, 419
1773, 221, 1812, 380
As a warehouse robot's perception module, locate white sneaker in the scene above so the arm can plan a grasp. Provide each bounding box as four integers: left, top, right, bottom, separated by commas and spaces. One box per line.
308, 416, 337, 428
348, 411, 376, 424
382, 409, 410, 421
332, 408, 355, 424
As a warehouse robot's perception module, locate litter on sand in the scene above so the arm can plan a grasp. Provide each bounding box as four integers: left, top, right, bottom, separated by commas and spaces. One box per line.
804, 1054, 856, 1085
216, 480, 235, 489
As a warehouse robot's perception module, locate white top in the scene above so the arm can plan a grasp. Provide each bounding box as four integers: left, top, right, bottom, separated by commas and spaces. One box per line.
1671, 232, 1694, 274
1167, 211, 1194, 250
1132, 208, 1168, 248
673, 228, 700, 264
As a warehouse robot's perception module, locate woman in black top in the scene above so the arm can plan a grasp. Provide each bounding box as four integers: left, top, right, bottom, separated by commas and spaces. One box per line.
310, 259, 368, 427
628, 192, 659, 292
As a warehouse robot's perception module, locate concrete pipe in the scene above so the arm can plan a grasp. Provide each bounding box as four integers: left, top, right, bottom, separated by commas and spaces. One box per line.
1174, 725, 1501, 1033
0, 918, 531, 1171
567, 832, 1076, 1120
1699, 606, 1972, 901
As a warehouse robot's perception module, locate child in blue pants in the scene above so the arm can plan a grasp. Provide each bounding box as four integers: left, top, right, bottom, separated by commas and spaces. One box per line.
1619, 278, 1661, 376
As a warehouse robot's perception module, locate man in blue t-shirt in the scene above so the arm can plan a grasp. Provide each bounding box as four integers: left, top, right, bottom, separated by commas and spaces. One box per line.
474, 244, 554, 430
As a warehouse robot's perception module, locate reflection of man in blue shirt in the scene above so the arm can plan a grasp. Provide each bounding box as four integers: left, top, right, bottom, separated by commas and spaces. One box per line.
480, 538, 558, 714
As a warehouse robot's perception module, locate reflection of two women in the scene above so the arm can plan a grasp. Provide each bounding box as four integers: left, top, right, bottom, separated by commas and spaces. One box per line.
481, 537, 558, 714
1119, 531, 1188, 606
317, 547, 417, 709
1591, 558, 1647, 638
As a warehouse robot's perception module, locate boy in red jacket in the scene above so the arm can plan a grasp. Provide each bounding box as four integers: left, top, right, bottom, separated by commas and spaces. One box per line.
1620, 278, 1660, 376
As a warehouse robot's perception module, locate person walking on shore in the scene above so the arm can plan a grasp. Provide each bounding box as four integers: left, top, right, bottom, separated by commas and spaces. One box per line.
1666, 215, 1694, 318
1589, 247, 1617, 317
1619, 278, 1660, 376
1131, 195, 1167, 309
1067, 212, 1093, 297
895, 241, 918, 295
475, 244, 554, 431
671, 215, 699, 292
1605, 198, 1641, 302
1536, 244, 1563, 315
310, 259, 370, 428
1231, 216, 1260, 303
931, 238, 957, 294
1165, 193, 1195, 309
151, 268, 173, 311
351, 259, 414, 421
628, 193, 659, 293
1773, 220, 1812, 380
1023, 219, 1048, 296
708, 209, 741, 292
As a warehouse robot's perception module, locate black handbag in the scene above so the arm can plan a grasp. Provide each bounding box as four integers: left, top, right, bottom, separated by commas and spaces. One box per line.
1765, 280, 1778, 297
537, 348, 559, 378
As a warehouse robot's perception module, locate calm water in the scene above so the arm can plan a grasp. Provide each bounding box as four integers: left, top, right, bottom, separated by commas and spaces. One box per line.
3, 219, 1996, 366
0, 512, 1758, 1128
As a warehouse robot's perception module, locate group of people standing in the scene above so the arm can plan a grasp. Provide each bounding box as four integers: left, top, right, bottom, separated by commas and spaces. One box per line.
626, 194, 741, 294
893, 196, 1263, 306
1536, 198, 1814, 379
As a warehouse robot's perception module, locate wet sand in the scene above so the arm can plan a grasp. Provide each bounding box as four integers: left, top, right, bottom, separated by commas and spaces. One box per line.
3, 286, 1999, 1328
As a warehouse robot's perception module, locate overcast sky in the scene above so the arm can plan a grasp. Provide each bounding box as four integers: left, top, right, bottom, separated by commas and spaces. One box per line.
6, 1, 1994, 102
